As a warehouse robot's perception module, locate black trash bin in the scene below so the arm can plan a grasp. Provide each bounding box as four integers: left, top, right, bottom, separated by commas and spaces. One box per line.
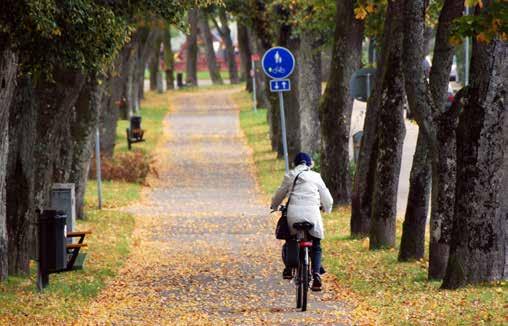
38, 210, 67, 280
130, 116, 142, 130
176, 72, 184, 88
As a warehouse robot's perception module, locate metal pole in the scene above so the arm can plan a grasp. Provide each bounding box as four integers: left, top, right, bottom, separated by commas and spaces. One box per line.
464, 6, 470, 86
278, 92, 289, 173
252, 60, 257, 112
366, 73, 371, 98
95, 126, 103, 209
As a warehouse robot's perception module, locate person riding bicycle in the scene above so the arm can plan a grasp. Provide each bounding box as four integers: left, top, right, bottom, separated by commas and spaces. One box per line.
270, 152, 333, 291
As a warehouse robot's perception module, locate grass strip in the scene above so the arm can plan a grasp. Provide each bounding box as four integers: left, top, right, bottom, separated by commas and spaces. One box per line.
0, 90, 170, 324
232, 88, 507, 325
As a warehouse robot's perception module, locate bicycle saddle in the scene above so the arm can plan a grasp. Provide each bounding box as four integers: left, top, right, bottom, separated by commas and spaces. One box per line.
293, 222, 314, 231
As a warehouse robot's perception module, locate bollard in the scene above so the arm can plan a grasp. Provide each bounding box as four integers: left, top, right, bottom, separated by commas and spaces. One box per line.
176, 73, 184, 88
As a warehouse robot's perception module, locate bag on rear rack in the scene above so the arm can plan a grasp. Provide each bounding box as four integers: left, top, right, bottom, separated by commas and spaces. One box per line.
283, 239, 299, 268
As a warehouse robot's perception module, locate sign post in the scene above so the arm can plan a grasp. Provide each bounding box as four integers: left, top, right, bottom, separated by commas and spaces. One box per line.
464, 6, 470, 86
366, 73, 371, 98
261, 46, 295, 173
278, 92, 289, 172
349, 68, 376, 102
95, 126, 103, 209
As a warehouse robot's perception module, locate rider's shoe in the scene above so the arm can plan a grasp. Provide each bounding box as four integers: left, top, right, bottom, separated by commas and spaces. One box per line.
282, 267, 292, 279
311, 273, 322, 291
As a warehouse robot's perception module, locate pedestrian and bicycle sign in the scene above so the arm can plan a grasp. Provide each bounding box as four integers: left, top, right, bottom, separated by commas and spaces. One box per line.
261, 46, 296, 173
262, 47, 295, 80
269, 79, 291, 92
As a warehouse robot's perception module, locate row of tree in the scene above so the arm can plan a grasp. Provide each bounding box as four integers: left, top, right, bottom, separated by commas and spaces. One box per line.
0, 0, 216, 282
183, 6, 240, 87
222, 0, 507, 289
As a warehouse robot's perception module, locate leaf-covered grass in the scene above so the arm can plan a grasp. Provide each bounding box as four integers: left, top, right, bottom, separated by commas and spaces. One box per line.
85, 180, 141, 209
0, 209, 135, 324
0, 90, 169, 324
233, 88, 507, 325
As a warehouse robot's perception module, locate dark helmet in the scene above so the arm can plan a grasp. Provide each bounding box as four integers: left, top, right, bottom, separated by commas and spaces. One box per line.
293, 152, 312, 167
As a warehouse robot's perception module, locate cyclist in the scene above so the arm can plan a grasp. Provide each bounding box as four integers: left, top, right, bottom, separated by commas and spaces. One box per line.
270, 152, 333, 291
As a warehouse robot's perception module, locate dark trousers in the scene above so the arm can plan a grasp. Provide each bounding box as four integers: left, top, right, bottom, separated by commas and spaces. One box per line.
282, 237, 322, 275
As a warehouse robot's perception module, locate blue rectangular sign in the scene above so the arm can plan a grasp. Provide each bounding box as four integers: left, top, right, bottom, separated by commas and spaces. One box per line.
269, 79, 291, 92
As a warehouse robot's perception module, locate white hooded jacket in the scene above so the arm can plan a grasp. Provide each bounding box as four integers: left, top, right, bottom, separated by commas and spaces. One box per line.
271, 164, 333, 239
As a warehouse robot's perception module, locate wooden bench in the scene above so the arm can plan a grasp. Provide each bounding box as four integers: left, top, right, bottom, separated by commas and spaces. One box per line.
126, 116, 145, 150
65, 230, 92, 271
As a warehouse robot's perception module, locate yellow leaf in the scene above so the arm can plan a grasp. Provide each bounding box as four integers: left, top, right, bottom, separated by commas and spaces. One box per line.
476, 32, 488, 43
354, 6, 368, 20
449, 35, 463, 46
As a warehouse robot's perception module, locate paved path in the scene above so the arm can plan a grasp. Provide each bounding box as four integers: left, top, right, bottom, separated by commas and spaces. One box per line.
80, 88, 350, 325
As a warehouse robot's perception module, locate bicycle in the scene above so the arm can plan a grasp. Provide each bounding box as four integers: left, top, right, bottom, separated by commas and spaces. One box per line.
292, 221, 314, 312
272, 205, 315, 311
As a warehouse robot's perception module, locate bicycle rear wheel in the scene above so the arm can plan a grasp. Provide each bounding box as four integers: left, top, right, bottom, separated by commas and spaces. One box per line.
296, 265, 302, 308
301, 250, 309, 311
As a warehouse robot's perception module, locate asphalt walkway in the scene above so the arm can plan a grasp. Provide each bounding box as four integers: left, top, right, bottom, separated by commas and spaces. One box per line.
79, 88, 350, 325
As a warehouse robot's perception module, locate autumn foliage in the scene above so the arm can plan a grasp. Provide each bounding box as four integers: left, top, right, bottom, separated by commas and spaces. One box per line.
89, 151, 158, 184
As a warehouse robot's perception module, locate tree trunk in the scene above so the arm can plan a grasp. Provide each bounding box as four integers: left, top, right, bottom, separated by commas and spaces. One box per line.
428, 111, 458, 278
426, 1, 463, 278
402, 0, 463, 279
285, 36, 301, 159
0, 48, 17, 281
149, 55, 158, 91
7, 70, 85, 275
164, 27, 175, 90
149, 28, 163, 91
442, 32, 507, 289
199, 11, 223, 85
399, 132, 431, 260
100, 47, 129, 157
6, 77, 36, 276
502, 88, 508, 280
369, 0, 406, 249
249, 32, 269, 109
351, 72, 383, 237
134, 28, 159, 113
125, 35, 139, 119
218, 9, 239, 84
186, 9, 199, 86
319, 0, 364, 204
237, 22, 252, 89
69, 78, 103, 219
297, 29, 321, 156
249, 2, 281, 153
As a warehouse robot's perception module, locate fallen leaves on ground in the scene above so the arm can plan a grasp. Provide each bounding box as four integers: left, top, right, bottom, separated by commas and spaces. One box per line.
78, 88, 357, 325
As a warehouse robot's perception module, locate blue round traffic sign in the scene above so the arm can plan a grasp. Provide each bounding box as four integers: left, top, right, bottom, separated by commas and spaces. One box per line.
261, 46, 295, 79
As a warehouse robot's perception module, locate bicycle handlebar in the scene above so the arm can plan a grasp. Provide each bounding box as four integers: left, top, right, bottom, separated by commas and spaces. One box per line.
270, 205, 286, 214
271, 204, 324, 212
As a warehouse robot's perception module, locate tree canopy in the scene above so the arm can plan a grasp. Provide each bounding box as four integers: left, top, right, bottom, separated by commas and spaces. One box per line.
0, 0, 215, 78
